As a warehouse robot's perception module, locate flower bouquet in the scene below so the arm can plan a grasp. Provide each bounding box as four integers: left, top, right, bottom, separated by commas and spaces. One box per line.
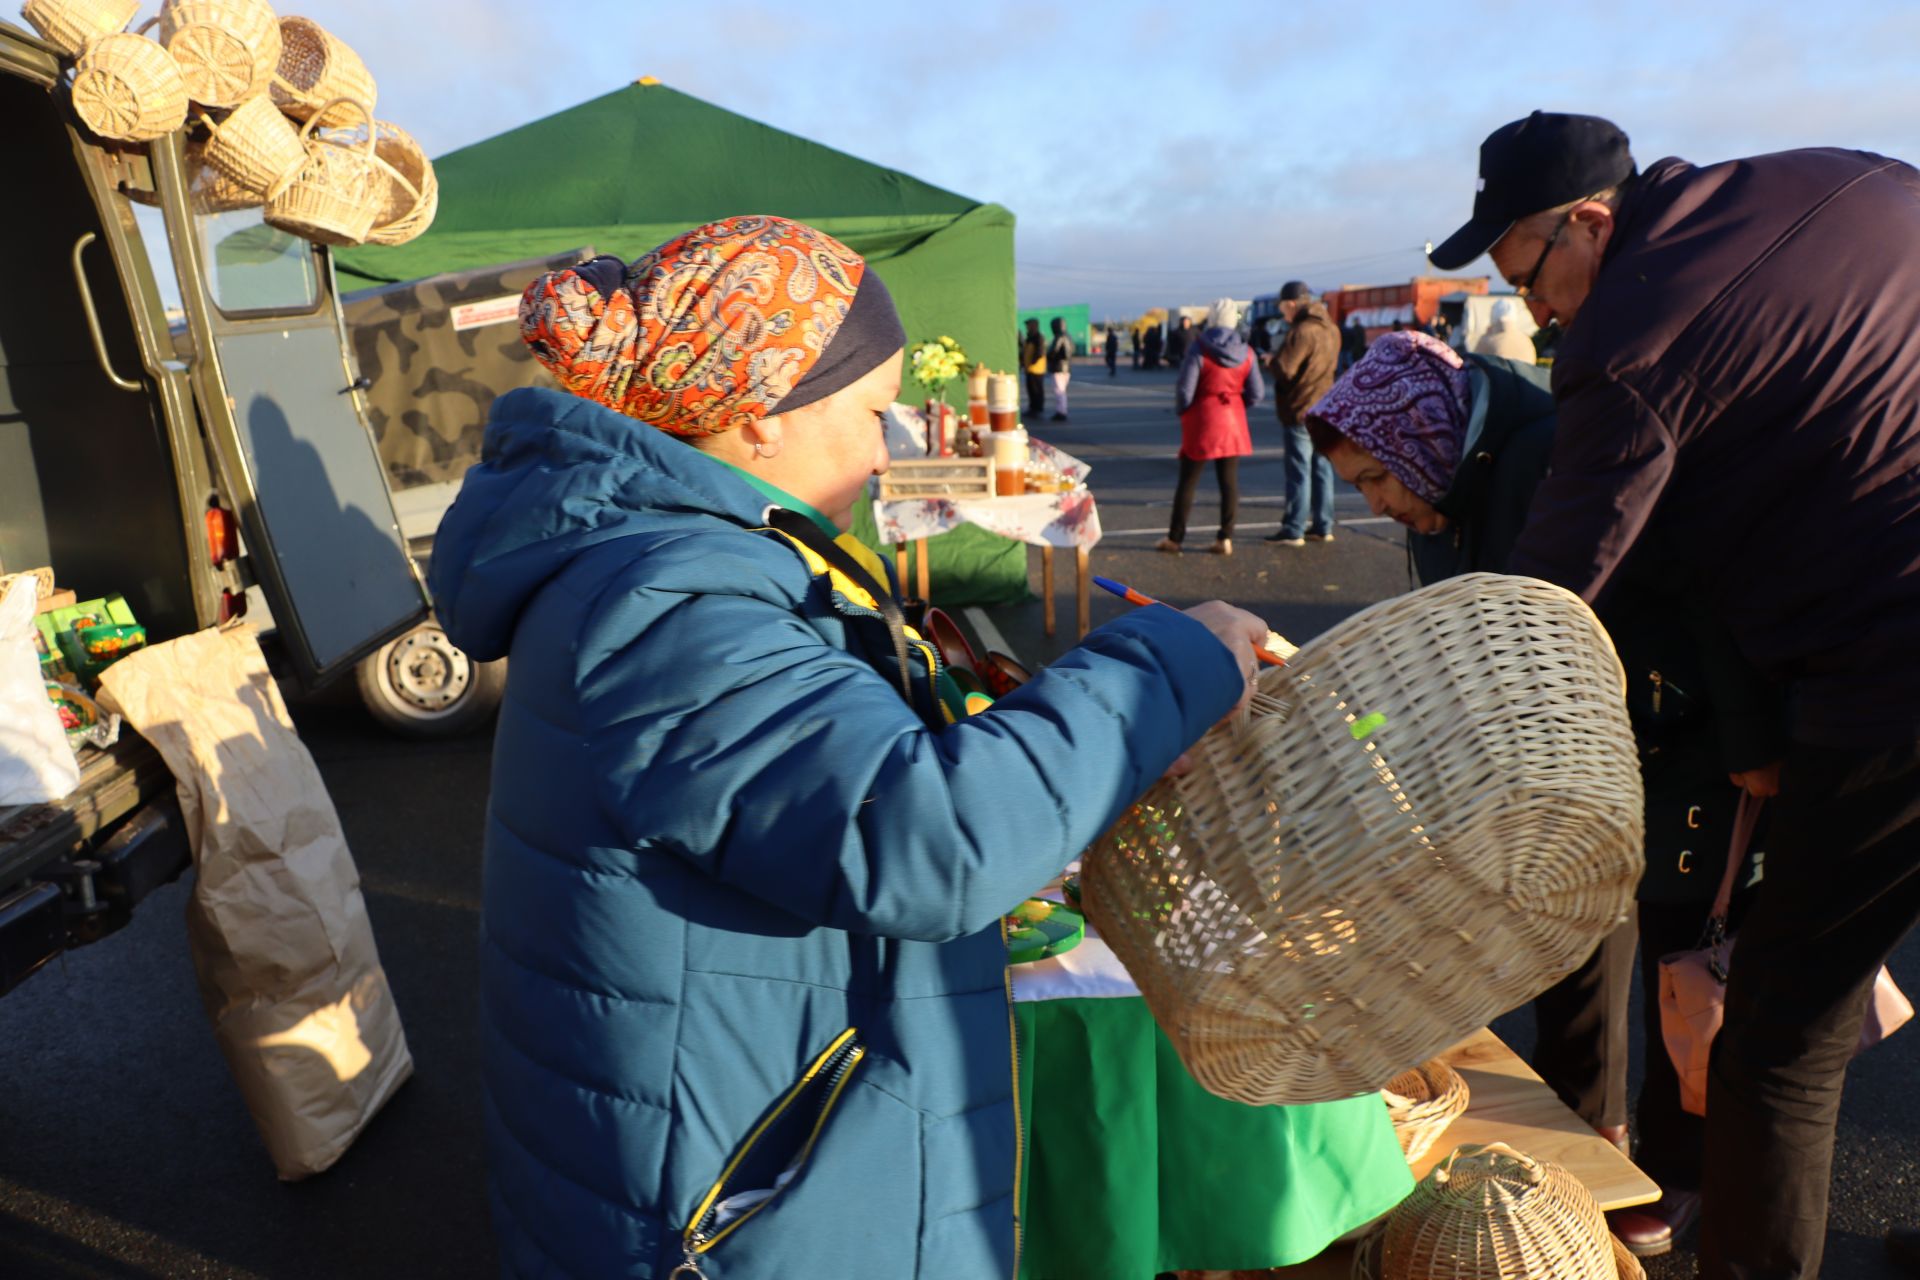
909, 335, 969, 456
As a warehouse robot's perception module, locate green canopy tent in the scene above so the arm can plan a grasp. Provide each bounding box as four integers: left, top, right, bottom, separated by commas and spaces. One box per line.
335, 79, 1026, 604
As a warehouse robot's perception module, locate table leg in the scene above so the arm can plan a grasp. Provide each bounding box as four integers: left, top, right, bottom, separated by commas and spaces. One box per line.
1076, 547, 1090, 639
1041, 545, 1056, 637
894, 546, 908, 596
915, 538, 930, 602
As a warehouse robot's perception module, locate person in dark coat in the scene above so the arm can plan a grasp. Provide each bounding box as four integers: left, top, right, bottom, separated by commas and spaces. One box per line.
1105, 324, 1119, 377
1159, 297, 1265, 557
432, 216, 1269, 1280
1340, 316, 1369, 370
1306, 329, 1784, 1260
1142, 322, 1164, 371
1430, 109, 1920, 1280
1265, 281, 1341, 546
1021, 317, 1047, 419
1166, 315, 1193, 365
1130, 325, 1141, 369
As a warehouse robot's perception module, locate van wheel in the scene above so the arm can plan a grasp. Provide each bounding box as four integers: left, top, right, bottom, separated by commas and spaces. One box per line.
355, 623, 505, 738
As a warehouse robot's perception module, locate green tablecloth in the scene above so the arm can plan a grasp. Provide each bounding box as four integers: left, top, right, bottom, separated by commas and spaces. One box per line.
1014, 996, 1413, 1278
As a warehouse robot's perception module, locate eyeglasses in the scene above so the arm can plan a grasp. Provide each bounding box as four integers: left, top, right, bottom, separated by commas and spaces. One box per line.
1513, 210, 1571, 300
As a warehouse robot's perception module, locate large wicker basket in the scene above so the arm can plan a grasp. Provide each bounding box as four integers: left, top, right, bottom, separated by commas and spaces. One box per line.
71, 27, 190, 143
185, 137, 264, 212
1353, 1143, 1645, 1280
1382, 1058, 1470, 1163
159, 0, 282, 108
319, 117, 436, 245
201, 94, 304, 198
263, 96, 380, 246
1083, 572, 1643, 1105
21, 0, 138, 57
269, 15, 374, 126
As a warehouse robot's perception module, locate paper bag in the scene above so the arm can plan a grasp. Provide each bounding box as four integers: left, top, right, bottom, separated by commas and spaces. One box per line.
97, 625, 412, 1179
0, 575, 79, 804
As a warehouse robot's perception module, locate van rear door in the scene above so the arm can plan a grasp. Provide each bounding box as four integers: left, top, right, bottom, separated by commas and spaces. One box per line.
149, 138, 428, 685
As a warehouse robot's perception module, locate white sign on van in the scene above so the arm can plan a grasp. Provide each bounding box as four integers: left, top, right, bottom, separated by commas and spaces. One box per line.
451, 295, 522, 331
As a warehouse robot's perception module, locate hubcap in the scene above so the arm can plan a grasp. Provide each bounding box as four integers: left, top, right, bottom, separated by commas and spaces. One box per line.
382, 627, 471, 714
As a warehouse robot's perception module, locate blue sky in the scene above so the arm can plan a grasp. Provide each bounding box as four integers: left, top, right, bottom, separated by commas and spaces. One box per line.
306, 0, 1920, 317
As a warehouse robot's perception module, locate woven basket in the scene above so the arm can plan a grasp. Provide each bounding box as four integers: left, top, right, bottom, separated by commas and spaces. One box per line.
1351, 1143, 1645, 1280
21, 0, 138, 57
185, 137, 263, 212
263, 96, 380, 246
159, 0, 281, 108
319, 117, 437, 246
1083, 572, 1643, 1105
201, 94, 304, 198
71, 25, 190, 143
269, 15, 374, 126
1381, 1058, 1470, 1163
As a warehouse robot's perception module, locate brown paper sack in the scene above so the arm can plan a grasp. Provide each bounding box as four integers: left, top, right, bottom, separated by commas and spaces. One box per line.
97, 625, 412, 1179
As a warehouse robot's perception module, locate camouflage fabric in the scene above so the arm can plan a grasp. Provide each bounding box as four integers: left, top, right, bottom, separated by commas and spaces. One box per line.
343, 248, 595, 491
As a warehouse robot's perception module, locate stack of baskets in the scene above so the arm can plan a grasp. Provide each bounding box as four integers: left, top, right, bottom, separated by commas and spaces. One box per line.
1381, 1058, 1470, 1163
21, 0, 434, 246
1082, 572, 1645, 1106
1352, 1143, 1645, 1280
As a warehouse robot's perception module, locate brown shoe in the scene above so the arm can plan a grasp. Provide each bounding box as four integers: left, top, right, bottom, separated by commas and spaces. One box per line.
1208, 539, 1233, 556
1607, 1189, 1701, 1259
1155, 538, 1181, 555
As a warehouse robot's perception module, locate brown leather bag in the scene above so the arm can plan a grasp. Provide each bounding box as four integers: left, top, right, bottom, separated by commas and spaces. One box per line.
1658, 791, 1915, 1116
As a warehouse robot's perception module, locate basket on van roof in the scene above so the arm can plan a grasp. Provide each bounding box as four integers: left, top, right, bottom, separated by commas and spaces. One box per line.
159, 0, 282, 108
201, 94, 304, 199
264, 96, 381, 246
269, 15, 374, 127
318, 117, 436, 246
21, 0, 139, 58
71, 25, 190, 143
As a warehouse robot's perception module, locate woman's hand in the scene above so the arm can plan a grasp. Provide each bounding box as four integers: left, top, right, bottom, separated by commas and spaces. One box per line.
1183, 599, 1269, 706
1729, 761, 1783, 798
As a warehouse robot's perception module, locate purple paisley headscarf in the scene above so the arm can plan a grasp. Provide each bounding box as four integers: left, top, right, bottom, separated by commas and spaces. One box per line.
1306, 330, 1471, 503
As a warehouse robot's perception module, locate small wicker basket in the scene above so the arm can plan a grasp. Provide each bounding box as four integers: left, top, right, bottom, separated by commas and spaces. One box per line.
21, 0, 139, 57
1381, 1058, 1470, 1163
269, 15, 375, 127
319, 117, 437, 246
71, 25, 190, 143
201, 94, 304, 198
185, 137, 264, 212
264, 96, 380, 246
159, 0, 282, 108
1352, 1143, 1645, 1280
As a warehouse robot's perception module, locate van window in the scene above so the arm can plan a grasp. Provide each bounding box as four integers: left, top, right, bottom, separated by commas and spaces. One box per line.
195, 206, 320, 315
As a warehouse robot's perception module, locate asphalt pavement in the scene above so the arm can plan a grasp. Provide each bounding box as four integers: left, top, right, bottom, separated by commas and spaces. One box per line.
1, 359, 1914, 1278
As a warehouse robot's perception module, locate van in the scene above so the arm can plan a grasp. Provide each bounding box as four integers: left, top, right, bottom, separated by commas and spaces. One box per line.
0, 19, 432, 995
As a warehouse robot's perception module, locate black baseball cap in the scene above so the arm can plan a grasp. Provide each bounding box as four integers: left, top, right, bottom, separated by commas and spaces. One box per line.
1428, 111, 1635, 271
1279, 280, 1312, 302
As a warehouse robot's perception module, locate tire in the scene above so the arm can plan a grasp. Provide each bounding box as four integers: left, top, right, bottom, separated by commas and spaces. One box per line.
355, 621, 506, 738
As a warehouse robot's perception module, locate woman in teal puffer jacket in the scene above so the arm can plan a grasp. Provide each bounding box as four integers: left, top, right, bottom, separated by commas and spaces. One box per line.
427, 216, 1267, 1280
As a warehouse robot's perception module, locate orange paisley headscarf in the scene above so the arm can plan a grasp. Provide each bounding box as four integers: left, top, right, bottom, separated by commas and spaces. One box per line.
519, 215, 896, 437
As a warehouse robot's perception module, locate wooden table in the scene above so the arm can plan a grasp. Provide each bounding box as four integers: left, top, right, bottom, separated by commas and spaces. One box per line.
1253, 1028, 1661, 1280
896, 540, 1093, 639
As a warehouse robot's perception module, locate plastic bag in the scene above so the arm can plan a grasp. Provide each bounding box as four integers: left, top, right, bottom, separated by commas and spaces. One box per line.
0, 576, 80, 804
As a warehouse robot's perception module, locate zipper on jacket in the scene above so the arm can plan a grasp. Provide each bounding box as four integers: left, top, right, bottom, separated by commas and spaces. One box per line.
1001, 916, 1025, 1277
675, 1028, 867, 1277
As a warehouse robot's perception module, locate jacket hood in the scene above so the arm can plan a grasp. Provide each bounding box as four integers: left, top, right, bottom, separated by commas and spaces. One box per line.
1196, 325, 1250, 365
426, 387, 775, 661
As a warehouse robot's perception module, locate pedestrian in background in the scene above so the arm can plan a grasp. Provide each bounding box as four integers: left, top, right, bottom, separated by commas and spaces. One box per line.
1159, 297, 1264, 557
1105, 324, 1119, 377
1473, 298, 1538, 362
1430, 108, 1920, 1280
1143, 322, 1164, 370
1340, 314, 1369, 370
1265, 280, 1341, 546
1022, 317, 1047, 420
1167, 314, 1193, 365
1048, 316, 1074, 421
1130, 324, 1142, 369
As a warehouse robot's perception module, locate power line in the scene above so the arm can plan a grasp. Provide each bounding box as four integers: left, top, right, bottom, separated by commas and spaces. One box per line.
1014, 246, 1427, 279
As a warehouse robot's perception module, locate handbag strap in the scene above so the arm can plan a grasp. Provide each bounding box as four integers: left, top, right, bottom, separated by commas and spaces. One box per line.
763, 508, 916, 704
1708, 789, 1764, 923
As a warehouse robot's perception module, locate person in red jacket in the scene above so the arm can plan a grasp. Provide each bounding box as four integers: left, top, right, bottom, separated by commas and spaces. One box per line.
1159, 298, 1265, 556
1430, 110, 1920, 1280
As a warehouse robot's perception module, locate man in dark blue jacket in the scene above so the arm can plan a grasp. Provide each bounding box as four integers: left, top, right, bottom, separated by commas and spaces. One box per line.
1430, 111, 1920, 1280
